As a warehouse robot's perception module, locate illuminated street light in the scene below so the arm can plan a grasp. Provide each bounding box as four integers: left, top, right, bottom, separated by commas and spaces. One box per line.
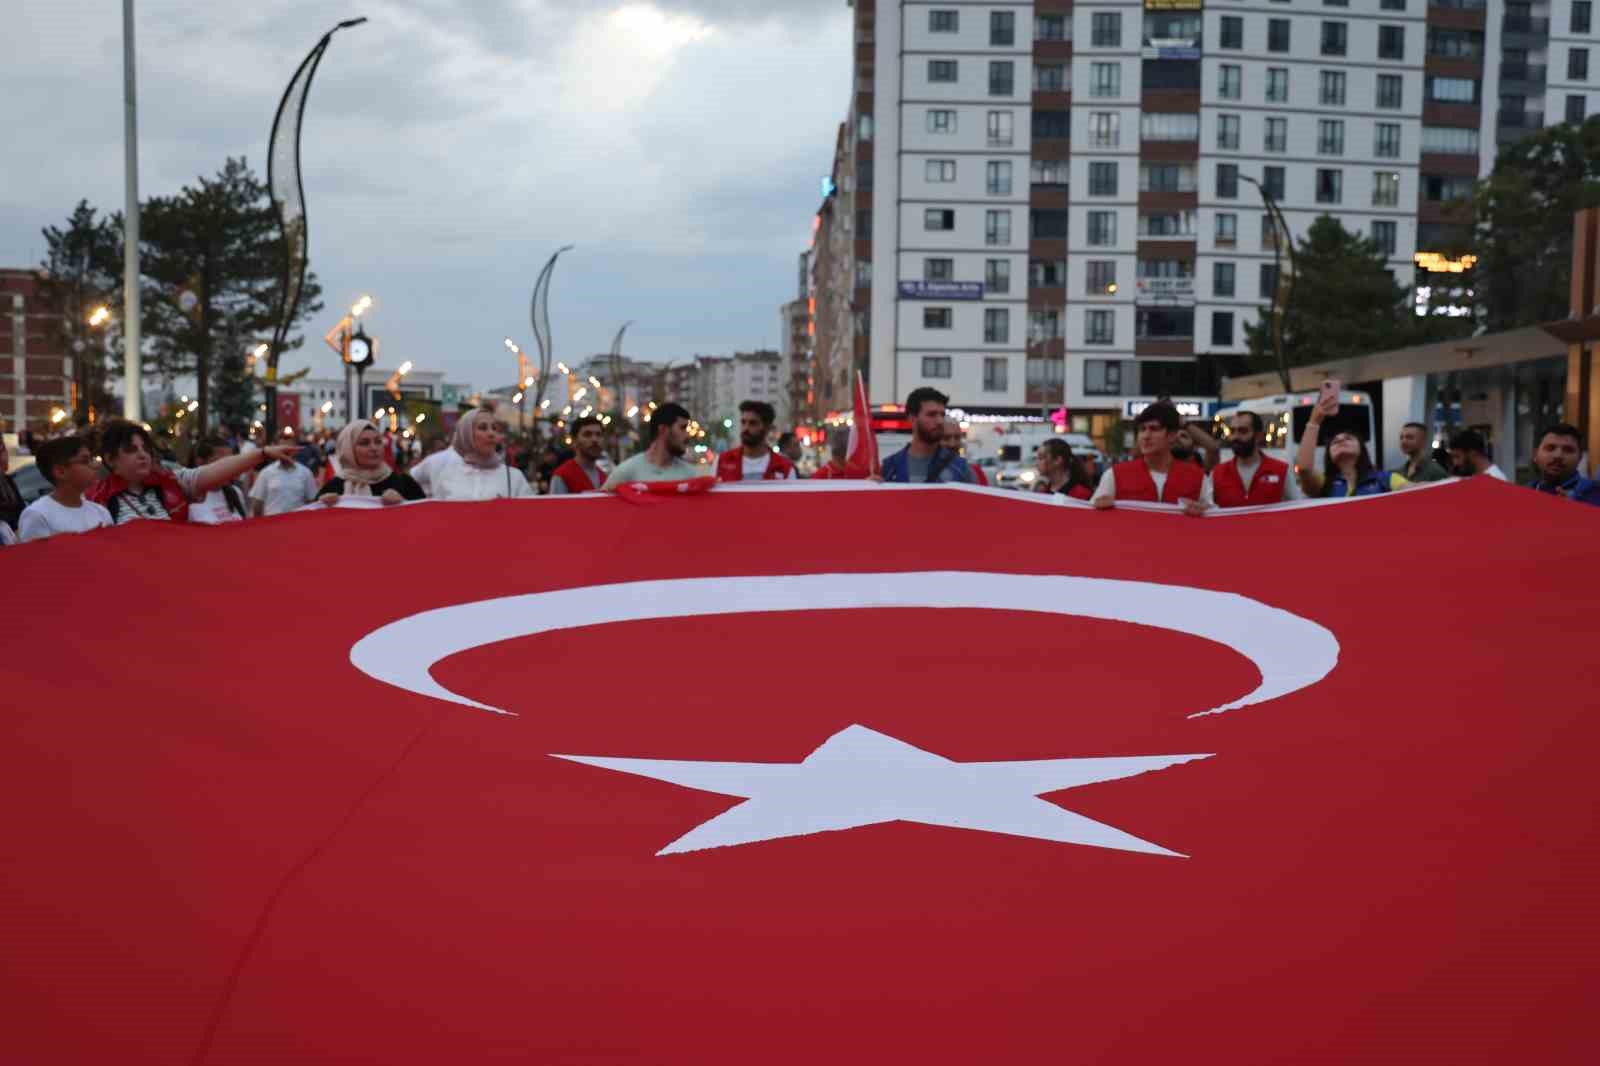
186, 400, 199, 412
588, 376, 601, 389
503, 337, 519, 352
414, 413, 426, 423
49, 406, 68, 424
523, 375, 535, 387
397, 360, 413, 376
626, 405, 639, 417
351, 294, 373, 318
513, 391, 524, 404
539, 399, 551, 410
320, 401, 333, 414
573, 386, 588, 401
87, 305, 112, 327
252, 342, 269, 358
556, 362, 570, 375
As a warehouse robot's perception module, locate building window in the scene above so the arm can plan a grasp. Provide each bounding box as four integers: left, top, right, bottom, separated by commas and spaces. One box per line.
1378, 25, 1405, 60
1268, 19, 1291, 53
983, 308, 1010, 344
1423, 173, 1475, 201
1087, 260, 1117, 295
925, 208, 955, 231
1029, 309, 1062, 340
1217, 114, 1241, 150
1217, 163, 1239, 199
1381, 0, 1406, 9
1375, 123, 1401, 158
1321, 21, 1348, 56
1141, 163, 1195, 192
985, 258, 1011, 293
1265, 117, 1288, 152
1266, 67, 1289, 102
1427, 28, 1483, 59
1373, 171, 1401, 206
1035, 14, 1067, 41
1031, 159, 1069, 185
1263, 165, 1286, 201
1260, 263, 1280, 298
856, 159, 873, 189
1140, 112, 1200, 140
926, 159, 956, 183
1320, 70, 1347, 106
922, 356, 953, 378
1089, 112, 1120, 148
1092, 12, 1122, 47
1034, 64, 1066, 92
1031, 259, 1066, 287
1032, 110, 1071, 138
1377, 74, 1403, 109
990, 10, 1015, 46
1088, 161, 1118, 196
986, 110, 1013, 145
924, 308, 952, 330
858, 114, 873, 142
1572, 49, 1590, 81
1426, 76, 1478, 104
982, 357, 1009, 392
928, 109, 957, 133
1214, 261, 1236, 297
929, 59, 958, 83
1086, 310, 1116, 345
1421, 126, 1479, 154
1325, 0, 1349, 6
925, 258, 954, 281
1211, 312, 1235, 347
989, 61, 1015, 96
1576, 2, 1594, 33
1220, 15, 1244, 49
1141, 211, 1195, 237
1372, 220, 1397, 256
986, 209, 1012, 245
1315, 169, 1343, 204
1085, 359, 1122, 395
1569, 95, 1589, 124
1318, 119, 1345, 155
1137, 308, 1194, 339
1091, 62, 1121, 98
1031, 209, 1069, 237
1215, 212, 1238, 246
986, 160, 1013, 195
1087, 210, 1117, 246
929, 10, 958, 33
1219, 64, 1242, 100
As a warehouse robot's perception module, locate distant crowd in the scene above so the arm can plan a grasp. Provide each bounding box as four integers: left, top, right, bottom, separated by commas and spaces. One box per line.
3, 385, 1596, 547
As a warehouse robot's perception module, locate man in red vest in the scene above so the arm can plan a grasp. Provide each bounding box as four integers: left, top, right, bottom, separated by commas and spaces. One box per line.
1091, 401, 1212, 514
549, 416, 611, 494
715, 401, 796, 482
1210, 410, 1298, 508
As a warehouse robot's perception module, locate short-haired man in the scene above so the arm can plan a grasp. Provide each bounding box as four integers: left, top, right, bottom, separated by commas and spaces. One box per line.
603, 402, 700, 489
1091, 401, 1212, 513
1448, 429, 1507, 481
550, 416, 610, 493
777, 432, 805, 469
1398, 422, 1449, 482
17, 436, 113, 542
1528, 422, 1600, 506
715, 400, 795, 481
881, 387, 976, 483
941, 418, 988, 485
1211, 410, 1297, 507
249, 435, 319, 516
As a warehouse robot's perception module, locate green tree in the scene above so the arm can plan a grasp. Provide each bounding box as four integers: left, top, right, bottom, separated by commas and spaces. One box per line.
1244, 215, 1467, 376
1471, 116, 1600, 331
36, 201, 124, 422
139, 157, 322, 430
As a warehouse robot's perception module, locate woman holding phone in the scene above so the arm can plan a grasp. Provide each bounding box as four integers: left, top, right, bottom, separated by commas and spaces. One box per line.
1294, 381, 1410, 497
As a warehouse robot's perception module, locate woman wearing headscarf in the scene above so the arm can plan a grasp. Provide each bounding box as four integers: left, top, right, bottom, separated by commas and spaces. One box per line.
427, 408, 534, 500
317, 419, 424, 506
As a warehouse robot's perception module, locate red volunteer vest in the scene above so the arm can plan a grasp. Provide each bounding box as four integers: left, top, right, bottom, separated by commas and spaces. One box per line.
715, 448, 795, 482
1211, 455, 1290, 508
552, 458, 602, 493
1110, 457, 1205, 504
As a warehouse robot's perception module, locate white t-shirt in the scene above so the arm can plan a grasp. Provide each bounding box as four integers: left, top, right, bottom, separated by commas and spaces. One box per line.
249, 461, 319, 515
430, 459, 534, 500
1484, 464, 1509, 482
191, 487, 246, 524
18, 495, 114, 542
739, 451, 795, 480
1091, 464, 1216, 509
0, 522, 16, 547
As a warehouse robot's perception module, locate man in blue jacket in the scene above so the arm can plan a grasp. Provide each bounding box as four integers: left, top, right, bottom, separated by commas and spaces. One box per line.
880, 387, 976, 484
1528, 423, 1600, 506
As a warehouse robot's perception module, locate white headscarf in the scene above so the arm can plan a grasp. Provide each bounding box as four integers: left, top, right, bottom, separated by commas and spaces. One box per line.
335, 420, 393, 495
452, 408, 504, 470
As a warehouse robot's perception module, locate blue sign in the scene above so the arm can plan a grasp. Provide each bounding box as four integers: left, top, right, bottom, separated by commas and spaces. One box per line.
898, 280, 985, 301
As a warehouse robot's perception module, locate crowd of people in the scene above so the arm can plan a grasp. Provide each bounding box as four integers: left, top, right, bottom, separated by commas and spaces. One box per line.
3, 385, 1595, 547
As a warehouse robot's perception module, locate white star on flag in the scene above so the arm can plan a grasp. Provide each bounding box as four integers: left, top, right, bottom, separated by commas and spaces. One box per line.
554, 725, 1212, 858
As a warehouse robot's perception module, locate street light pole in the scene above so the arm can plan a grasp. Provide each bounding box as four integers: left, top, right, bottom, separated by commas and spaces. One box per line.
1239, 173, 1297, 393
121, 0, 142, 420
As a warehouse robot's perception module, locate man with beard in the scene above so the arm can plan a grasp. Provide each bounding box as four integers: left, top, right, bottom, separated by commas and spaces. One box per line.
603, 403, 700, 489
1091, 401, 1211, 514
549, 416, 611, 493
1397, 422, 1449, 482
1211, 410, 1297, 507
880, 387, 976, 483
1527, 422, 1600, 506
715, 400, 796, 482
1447, 429, 1508, 481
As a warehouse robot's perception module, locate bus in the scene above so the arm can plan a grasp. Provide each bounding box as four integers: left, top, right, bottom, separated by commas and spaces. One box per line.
1212, 389, 1378, 477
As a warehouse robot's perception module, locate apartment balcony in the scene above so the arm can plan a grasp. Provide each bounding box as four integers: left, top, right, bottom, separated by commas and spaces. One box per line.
1502, 15, 1550, 34
1497, 108, 1546, 130
1430, 0, 1486, 8
1500, 63, 1547, 84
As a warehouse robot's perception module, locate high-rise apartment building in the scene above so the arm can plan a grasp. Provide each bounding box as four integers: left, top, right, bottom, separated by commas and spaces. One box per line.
807, 0, 1596, 434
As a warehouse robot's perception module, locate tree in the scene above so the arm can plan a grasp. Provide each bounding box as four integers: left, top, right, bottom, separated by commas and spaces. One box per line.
139, 157, 322, 431
1471, 117, 1600, 332
1244, 215, 1468, 374
36, 201, 123, 422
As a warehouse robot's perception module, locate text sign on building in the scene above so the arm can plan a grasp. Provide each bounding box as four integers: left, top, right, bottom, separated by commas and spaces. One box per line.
1135, 277, 1196, 301
898, 281, 985, 301
1143, 0, 1201, 9
1125, 399, 1207, 419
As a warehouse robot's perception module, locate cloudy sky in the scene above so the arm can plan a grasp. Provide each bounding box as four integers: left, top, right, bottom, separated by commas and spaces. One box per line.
1, 0, 849, 390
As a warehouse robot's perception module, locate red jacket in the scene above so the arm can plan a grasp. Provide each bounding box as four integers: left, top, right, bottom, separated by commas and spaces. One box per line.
552, 458, 603, 493
87, 467, 191, 522
811, 462, 870, 480
1211, 455, 1290, 508
1110, 458, 1205, 504
715, 448, 795, 482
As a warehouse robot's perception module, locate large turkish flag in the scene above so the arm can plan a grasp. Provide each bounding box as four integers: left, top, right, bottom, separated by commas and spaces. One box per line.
3, 480, 1595, 1064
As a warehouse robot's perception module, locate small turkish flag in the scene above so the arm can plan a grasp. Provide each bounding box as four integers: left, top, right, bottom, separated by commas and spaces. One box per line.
846, 370, 879, 477
276, 393, 300, 431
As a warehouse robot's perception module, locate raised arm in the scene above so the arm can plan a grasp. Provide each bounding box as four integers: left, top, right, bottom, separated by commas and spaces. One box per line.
1295, 395, 1336, 495
191, 445, 297, 495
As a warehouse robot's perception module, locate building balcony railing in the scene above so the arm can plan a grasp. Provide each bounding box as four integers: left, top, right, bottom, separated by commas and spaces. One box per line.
1500, 63, 1547, 83
1502, 15, 1550, 34
1497, 108, 1546, 129
1430, 0, 1486, 8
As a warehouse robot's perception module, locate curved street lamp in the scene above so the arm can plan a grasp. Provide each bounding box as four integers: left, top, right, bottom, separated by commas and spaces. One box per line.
528, 245, 574, 424
1239, 173, 1297, 393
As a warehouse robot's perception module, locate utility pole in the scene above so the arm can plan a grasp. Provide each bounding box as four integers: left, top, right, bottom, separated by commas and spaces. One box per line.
121, 0, 142, 420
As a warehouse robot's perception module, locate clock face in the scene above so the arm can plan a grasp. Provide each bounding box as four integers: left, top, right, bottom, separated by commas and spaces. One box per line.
349, 339, 371, 363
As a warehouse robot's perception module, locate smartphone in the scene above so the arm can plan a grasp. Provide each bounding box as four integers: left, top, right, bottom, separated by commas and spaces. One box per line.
1319, 379, 1341, 407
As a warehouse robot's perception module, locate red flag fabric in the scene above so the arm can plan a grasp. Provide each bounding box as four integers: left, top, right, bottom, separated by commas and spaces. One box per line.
3, 479, 1596, 1065
847, 370, 880, 477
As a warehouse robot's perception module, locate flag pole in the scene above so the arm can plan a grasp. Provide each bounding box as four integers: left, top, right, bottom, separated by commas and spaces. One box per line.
121, 0, 142, 420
